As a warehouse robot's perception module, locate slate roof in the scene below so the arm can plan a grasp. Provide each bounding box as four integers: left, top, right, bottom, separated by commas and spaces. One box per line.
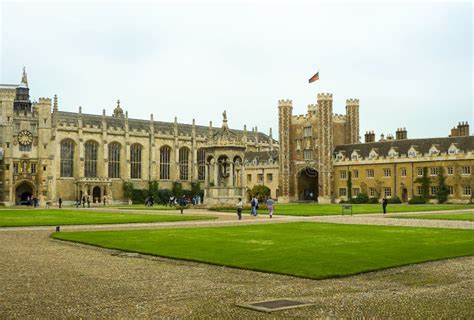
244, 150, 279, 163
334, 136, 474, 157
56, 111, 276, 143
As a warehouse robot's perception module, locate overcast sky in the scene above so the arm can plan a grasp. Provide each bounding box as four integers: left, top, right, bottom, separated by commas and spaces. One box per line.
1, 1, 472, 140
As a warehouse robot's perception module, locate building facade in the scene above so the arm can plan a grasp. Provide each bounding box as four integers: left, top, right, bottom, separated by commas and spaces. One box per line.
0, 70, 277, 206
277, 93, 473, 203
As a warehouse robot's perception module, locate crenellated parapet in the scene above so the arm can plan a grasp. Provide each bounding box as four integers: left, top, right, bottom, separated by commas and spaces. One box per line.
278, 99, 293, 107
317, 93, 333, 101
345, 98, 359, 105
37, 97, 51, 104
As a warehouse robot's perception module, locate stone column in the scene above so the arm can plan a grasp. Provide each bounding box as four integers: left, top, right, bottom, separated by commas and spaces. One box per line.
205, 163, 209, 187
229, 161, 234, 187
214, 161, 219, 187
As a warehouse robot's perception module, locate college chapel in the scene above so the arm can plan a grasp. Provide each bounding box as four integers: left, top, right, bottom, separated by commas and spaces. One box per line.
0, 69, 472, 206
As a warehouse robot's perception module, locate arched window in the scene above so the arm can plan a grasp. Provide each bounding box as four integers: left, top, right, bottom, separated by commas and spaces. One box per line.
160, 146, 171, 180
108, 142, 121, 178
130, 144, 142, 179
84, 141, 98, 177
60, 139, 74, 177
179, 147, 189, 181
197, 148, 206, 181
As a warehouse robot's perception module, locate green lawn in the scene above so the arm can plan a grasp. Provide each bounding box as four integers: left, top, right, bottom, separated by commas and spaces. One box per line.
214, 203, 473, 216
52, 222, 474, 279
0, 209, 214, 227
111, 204, 178, 211
389, 213, 474, 221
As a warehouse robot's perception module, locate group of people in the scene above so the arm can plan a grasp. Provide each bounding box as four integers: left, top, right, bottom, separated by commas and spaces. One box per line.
73, 195, 92, 208
235, 196, 274, 220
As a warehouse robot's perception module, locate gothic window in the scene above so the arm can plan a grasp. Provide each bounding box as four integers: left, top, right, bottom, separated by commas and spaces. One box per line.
179, 147, 190, 181
130, 144, 142, 179
19, 143, 32, 152
160, 146, 171, 180
84, 141, 98, 177
108, 142, 121, 178
303, 126, 312, 137
303, 149, 313, 160
197, 148, 206, 181
60, 139, 74, 177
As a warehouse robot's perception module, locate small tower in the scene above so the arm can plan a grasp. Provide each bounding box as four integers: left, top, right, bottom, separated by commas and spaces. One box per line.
317, 93, 334, 204
278, 99, 293, 203
14, 67, 32, 112
345, 99, 359, 144
112, 100, 124, 118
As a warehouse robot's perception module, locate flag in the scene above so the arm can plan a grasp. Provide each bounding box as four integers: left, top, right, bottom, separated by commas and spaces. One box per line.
308, 71, 319, 83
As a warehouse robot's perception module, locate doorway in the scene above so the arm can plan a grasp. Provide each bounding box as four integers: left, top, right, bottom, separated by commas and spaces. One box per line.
92, 186, 101, 203
298, 167, 318, 201
16, 182, 34, 205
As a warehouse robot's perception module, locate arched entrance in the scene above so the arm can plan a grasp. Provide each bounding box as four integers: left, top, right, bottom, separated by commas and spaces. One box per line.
298, 167, 318, 201
92, 186, 101, 203
401, 188, 408, 202
15, 181, 34, 205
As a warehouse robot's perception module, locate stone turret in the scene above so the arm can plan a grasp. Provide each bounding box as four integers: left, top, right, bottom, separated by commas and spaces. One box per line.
345, 98, 359, 144
317, 93, 334, 203
278, 99, 293, 203
112, 100, 124, 118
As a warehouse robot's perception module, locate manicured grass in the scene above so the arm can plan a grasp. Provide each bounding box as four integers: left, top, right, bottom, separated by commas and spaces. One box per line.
213, 203, 473, 216
0, 209, 214, 227
389, 213, 474, 221
111, 204, 178, 211
52, 222, 474, 279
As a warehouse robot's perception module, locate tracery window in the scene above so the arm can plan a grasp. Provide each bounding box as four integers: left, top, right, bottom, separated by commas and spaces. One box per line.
108, 142, 121, 178
130, 144, 142, 179
84, 141, 98, 177
60, 139, 74, 177
160, 146, 171, 180
179, 147, 190, 181
197, 148, 206, 181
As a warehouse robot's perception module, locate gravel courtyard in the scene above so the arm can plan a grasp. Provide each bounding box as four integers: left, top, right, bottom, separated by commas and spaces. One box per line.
1, 211, 473, 319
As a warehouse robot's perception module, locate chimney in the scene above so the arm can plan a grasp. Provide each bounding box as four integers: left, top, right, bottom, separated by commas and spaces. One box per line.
364, 131, 375, 143
396, 127, 407, 140
457, 121, 470, 136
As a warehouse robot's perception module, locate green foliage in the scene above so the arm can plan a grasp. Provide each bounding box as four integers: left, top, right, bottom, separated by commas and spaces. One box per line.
436, 167, 449, 204
350, 193, 369, 204
122, 182, 134, 200
388, 196, 402, 204
415, 167, 431, 201
247, 185, 271, 202
347, 171, 353, 200
130, 189, 147, 204
391, 213, 474, 221
367, 197, 379, 204
53, 222, 474, 280
190, 182, 204, 198
172, 182, 184, 199
408, 196, 427, 204
157, 189, 173, 204
148, 181, 160, 202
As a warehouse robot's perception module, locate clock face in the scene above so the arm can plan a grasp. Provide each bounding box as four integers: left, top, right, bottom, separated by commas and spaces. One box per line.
18, 130, 33, 146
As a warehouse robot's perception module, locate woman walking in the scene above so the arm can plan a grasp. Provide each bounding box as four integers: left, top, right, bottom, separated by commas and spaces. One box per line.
236, 197, 243, 220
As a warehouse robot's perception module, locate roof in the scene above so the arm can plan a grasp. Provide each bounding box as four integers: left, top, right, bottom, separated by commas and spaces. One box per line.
334, 136, 474, 157
245, 150, 279, 163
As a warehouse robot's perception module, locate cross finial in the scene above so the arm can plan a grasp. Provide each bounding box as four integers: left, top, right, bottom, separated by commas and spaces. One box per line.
223, 110, 227, 122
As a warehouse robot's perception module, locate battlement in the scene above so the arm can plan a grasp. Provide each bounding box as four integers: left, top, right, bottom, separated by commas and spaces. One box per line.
278, 99, 293, 106
333, 114, 346, 122
317, 93, 333, 100
346, 98, 359, 105
307, 104, 318, 111
38, 97, 51, 104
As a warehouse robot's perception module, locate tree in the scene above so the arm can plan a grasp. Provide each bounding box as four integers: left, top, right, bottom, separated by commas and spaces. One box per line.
436, 167, 448, 204
123, 182, 134, 200
347, 171, 352, 200
248, 185, 271, 202
415, 167, 430, 202
148, 181, 160, 202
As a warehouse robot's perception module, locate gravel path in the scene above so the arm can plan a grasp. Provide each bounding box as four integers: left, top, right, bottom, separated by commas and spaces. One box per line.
0, 229, 473, 319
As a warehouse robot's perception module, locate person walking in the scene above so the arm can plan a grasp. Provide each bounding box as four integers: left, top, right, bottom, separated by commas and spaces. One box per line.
87, 195, 91, 208
251, 196, 258, 217
266, 198, 274, 218
58, 197, 62, 209
236, 197, 243, 220
75, 198, 79, 208
179, 195, 187, 214
382, 197, 388, 214
82, 195, 86, 208
103, 195, 107, 206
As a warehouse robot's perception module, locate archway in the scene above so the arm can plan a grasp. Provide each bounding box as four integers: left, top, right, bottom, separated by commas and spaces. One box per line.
92, 186, 101, 203
401, 188, 408, 202
298, 168, 318, 201
15, 181, 34, 205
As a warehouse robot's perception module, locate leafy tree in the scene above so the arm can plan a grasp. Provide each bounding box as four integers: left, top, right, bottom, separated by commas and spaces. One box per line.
415, 167, 430, 201
436, 167, 448, 204
248, 185, 271, 202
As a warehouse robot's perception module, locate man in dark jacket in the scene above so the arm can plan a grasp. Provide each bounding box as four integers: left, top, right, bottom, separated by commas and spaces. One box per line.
382, 197, 388, 214
179, 195, 187, 214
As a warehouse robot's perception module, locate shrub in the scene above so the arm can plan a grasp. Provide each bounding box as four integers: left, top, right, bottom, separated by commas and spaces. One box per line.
248, 185, 271, 202
388, 196, 402, 204
367, 197, 379, 204
131, 188, 147, 204
408, 196, 426, 204
350, 193, 369, 204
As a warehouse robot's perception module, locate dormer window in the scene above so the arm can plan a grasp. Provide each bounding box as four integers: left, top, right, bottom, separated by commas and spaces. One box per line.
369, 150, 378, 160
335, 152, 344, 161
351, 150, 360, 161
388, 148, 398, 158
408, 147, 417, 158
448, 144, 459, 155
429, 146, 439, 156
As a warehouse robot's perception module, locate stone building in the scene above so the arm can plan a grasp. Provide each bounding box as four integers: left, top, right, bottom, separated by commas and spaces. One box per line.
0, 70, 277, 206
277, 92, 473, 203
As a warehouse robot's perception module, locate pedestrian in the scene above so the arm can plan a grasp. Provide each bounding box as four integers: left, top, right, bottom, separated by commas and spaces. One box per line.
179, 195, 187, 214
103, 195, 106, 206
75, 198, 79, 208
251, 196, 258, 216
236, 197, 243, 220
82, 195, 86, 208
87, 195, 91, 208
382, 197, 388, 214
58, 197, 62, 209
266, 197, 274, 218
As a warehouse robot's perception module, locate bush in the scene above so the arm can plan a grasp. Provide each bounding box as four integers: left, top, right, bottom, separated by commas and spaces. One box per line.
350, 193, 369, 204
157, 189, 173, 204
367, 197, 379, 204
388, 196, 402, 204
247, 185, 271, 202
130, 188, 147, 204
408, 196, 426, 204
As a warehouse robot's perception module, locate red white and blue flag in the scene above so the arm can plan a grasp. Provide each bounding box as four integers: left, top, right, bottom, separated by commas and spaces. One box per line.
308, 70, 319, 83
